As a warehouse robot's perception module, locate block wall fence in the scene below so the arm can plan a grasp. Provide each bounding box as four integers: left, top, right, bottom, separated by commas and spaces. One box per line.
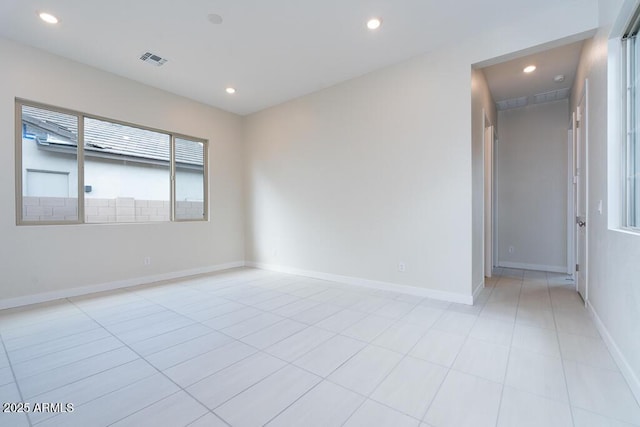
22, 197, 204, 222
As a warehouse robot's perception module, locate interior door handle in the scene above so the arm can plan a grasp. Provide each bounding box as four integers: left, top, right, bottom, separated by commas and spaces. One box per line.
577, 220, 586, 227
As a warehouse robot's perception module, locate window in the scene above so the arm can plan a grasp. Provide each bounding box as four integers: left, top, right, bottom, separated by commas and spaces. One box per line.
16, 100, 208, 225
18, 105, 79, 222
83, 117, 171, 223
175, 137, 206, 221
624, 14, 640, 229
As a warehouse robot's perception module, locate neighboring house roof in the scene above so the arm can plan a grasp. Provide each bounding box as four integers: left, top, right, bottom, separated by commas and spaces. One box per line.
22, 106, 204, 168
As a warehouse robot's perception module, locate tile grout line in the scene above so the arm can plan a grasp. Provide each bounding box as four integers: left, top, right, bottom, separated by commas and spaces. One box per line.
259, 375, 326, 426
135, 274, 360, 344
184, 411, 229, 427
81, 273, 367, 425
28, 359, 159, 425
368, 302, 446, 421
198, 330, 357, 423
208, 291, 427, 424
103, 389, 191, 427
0, 331, 33, 427
6, 327, 115, 367
493, 270, 524, 427
64, 297, 234, 427
10, 335, 128, 382
417, 270, 502, 425
0, 272, 348, 425
338, 299, 441, 426
548, 274, 578, 427
260, 336, 420, 427
230, 293, 419, 373
122, 275, 334, 362
2, 318, 103, 356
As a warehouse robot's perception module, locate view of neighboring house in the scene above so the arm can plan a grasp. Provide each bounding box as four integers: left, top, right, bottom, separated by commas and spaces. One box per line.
21, 104, 205, 222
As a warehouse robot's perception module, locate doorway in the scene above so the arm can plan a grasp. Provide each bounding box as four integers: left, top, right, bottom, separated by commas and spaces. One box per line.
475, 38, 590, 278
484, 117, 495, 278
566, 120, 575, 278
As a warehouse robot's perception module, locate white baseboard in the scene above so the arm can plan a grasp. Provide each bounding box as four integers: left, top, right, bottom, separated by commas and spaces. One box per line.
588, 302, 640, 405
246, 261, 473, 305
1, 260, 477, 310
0, 261, 245, 310
497, 261, 567, 273
472, 280, 485, 303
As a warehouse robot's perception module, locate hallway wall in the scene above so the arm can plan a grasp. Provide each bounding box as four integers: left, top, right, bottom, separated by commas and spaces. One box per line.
496, 100, 569, 272
471, 68, 497, 292
571, 0, 640, 402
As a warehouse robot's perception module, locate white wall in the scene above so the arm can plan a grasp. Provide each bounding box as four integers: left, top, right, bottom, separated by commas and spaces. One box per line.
244, 54, 475, 301
471, 68, 497, 293
571, 0, 640, 401
496, 100, 569, 272
0, 37, 245, 304
244, 1, 599, 303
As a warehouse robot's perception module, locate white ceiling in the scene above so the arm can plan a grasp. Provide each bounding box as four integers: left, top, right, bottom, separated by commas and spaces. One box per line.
482, 41, 585, 108
1, 0, 586, 116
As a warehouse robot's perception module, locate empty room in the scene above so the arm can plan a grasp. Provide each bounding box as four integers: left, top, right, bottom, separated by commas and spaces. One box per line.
1, 0, 639, 426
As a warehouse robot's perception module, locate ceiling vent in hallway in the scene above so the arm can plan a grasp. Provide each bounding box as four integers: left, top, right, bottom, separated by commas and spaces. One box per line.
496, 96, 528, 111
496, 88, 570, 111
532, 88, 570, 105
139, 52, 168, 67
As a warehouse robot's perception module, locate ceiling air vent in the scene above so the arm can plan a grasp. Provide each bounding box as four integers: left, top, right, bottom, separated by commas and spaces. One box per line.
139, 51, 168, 67
532, 88, 570, 104
496, 96, 528, 111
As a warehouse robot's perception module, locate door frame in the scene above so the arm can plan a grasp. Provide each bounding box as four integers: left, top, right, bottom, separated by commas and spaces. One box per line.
483, 112, 495, 278
567, 117, 576, 278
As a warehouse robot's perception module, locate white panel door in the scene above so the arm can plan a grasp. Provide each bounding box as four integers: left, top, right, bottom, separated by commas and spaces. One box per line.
575, 83, 588, 303
567, 127, 575, 277
484, 125, 494, 278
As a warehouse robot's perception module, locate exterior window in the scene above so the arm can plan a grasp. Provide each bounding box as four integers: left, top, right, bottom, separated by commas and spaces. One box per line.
83, 117, 171, 223
16, 100, 208, 225
175, 137, 206, 221
19, 105, 79, 222
624, 16, 640, 229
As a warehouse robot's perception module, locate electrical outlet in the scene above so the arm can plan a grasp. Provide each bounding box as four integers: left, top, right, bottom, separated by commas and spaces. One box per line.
398, 262, 406, 272
143, 256, 151, 266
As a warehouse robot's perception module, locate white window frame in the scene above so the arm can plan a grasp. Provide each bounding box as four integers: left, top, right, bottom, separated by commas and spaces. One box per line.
622, 11, 640, 231
15, 99, 208, 225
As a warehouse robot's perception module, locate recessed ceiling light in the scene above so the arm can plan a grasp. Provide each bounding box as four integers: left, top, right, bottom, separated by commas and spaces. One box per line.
367, 18, 382, 30
39, 12, 59, 24
226, 87, 236, 94
554, 74, 565, 82
207, 13, 223, 25
523, 65, 537, 73
122, 136, 130, 140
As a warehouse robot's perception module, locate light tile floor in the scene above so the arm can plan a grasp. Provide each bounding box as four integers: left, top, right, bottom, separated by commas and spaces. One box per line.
0, 268, 639, 426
